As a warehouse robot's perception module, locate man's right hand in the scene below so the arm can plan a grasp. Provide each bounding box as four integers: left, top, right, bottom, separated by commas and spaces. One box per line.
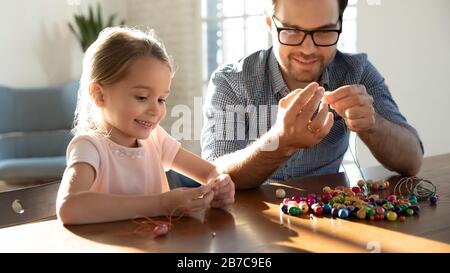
268, 82, 334, 155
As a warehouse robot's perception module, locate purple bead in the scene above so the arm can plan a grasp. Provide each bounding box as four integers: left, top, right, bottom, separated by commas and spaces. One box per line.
430, 196, 438, 205
409, 205, 420, 214
281, 204, 288, 214
331, 208, 339, 218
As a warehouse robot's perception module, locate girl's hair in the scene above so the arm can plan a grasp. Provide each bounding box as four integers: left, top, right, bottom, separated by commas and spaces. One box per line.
72, 26, 174, 136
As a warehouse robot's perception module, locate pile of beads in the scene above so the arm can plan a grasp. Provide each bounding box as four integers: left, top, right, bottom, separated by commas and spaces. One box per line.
279, 178, 437, 222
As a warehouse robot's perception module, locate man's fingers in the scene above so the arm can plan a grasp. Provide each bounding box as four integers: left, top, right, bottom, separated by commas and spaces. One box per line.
299, 87, 324, 122
309, 101, 329, 131
345, 106, 373, 120
314, 112, 334, 138
285, 82, 320, 118
323, 85, 365, 104
347, 116, 375, 132
333, 96, 373, 116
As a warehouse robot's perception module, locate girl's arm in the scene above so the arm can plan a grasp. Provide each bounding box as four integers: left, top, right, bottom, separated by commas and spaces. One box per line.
171, 148, 220, 184
171, 148, 235, 208
56, 163, 213, 225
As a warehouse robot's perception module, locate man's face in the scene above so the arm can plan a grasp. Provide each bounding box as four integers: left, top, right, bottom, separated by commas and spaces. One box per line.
268, 0, 341, 88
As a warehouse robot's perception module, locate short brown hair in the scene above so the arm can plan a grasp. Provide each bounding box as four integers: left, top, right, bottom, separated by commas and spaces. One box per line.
271, 0, 349, 22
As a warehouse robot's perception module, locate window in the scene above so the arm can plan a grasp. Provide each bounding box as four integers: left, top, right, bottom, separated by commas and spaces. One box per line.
201, 0, 269, 94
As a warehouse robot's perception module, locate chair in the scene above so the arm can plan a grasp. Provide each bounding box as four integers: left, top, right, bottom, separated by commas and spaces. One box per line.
0, 81, 78, 182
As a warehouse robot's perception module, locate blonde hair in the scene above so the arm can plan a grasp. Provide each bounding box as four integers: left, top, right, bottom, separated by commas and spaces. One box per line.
73, 26, 174, 136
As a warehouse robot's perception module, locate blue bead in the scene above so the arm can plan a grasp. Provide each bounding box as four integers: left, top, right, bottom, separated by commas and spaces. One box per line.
323, 204, 332, 214
338, 209, 349, 219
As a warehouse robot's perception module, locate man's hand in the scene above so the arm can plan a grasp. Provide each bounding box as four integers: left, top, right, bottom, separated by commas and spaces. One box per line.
269, 82, 334, 154
323, 84, 375, 133
209, 174, 235, 208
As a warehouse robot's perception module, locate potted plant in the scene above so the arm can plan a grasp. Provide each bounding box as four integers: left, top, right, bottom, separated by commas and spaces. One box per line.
68, 3, 125, 52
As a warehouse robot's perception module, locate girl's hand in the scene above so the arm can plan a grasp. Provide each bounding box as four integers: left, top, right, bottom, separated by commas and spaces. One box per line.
209, 174, 235, 208
161, 184, 214, 218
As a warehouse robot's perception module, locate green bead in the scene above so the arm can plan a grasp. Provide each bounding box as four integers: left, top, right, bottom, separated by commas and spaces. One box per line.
398, 204, 408, 212
367, 208, 376, 216
289, 206, 301, 216
406, 208, 414, 216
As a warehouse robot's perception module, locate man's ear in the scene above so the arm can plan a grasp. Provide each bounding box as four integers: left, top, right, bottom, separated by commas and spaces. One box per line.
89, 83, 105, 107
264, 11, 273, 33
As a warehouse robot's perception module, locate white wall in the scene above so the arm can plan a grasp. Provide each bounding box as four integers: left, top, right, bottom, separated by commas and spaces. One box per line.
0, 0, 127, 88
356, 0, 450, 168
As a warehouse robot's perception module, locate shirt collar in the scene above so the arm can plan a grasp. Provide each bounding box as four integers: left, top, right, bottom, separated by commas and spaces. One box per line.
268, 48, 290, 98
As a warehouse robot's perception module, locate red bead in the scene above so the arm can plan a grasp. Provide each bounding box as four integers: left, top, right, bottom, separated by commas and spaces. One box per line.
291, 196, 301, 203
153, 224, 169, 237
351, 186, 361, 194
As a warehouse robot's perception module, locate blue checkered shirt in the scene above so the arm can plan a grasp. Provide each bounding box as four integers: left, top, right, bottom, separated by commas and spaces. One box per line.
201, 48, 423, 181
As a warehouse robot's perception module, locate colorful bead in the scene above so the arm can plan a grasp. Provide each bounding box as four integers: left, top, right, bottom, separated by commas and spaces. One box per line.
351, 186, 361, 194
323, 186, 332, 193
288, 206, 301, 216
338, 208, 349, 219
386, 211, 398, 221
153, 224, 169, 237
357, 179, 366, 188
299, 201, 309, 213
281, 204, 288, 214
322, 204, 332, 214
399, 216, 406, 222
430, 195, 438, 205
311, 203, 323, 215
331, 208, 339, 218
276, 189, 286, 199
357, 209, 366, 219
405, 208, 414, 216
372, 183, 380, 191
367, 208, 376, 217
375, 207, 385, 215
322, 193, 332, 202
387, 195, 397, 203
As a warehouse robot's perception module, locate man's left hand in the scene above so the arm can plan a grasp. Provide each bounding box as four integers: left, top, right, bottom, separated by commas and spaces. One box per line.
323, 84, 375, 133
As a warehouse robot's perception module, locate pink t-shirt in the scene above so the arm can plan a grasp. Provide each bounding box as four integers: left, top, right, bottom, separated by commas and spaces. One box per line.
65, 125, 181, 195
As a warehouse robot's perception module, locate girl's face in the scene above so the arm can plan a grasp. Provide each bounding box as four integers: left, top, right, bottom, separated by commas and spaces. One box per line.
95, 57, 171, 147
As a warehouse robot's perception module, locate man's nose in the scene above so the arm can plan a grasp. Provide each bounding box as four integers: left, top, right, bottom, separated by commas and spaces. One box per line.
299, 33, 317, 54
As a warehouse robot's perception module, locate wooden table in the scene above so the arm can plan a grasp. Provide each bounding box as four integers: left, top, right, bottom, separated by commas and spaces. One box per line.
1, 154, 449, 253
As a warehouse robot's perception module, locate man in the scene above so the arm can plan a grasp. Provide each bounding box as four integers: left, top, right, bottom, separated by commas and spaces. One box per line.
201, 0, 423, 189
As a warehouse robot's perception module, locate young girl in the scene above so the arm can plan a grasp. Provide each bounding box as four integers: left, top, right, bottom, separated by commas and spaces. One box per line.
56, 27, 235, 225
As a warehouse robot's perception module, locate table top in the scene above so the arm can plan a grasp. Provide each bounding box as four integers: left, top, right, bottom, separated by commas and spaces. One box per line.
1, 154, 449, 253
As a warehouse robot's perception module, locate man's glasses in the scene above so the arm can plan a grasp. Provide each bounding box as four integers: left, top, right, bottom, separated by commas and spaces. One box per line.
272, 16, 342, 47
